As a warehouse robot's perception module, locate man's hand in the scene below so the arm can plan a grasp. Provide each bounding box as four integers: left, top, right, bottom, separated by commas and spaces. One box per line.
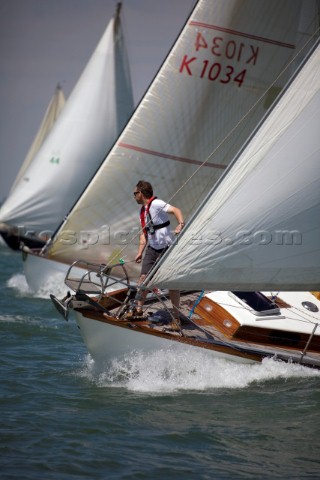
135, 253, 143, 263
174, 223, 185, 235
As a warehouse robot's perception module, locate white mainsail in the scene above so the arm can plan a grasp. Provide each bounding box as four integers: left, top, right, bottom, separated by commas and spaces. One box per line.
0, 4, 134, 238
45, 0, 318, 283
9, 84, 65, 193
150, 41, 320, 291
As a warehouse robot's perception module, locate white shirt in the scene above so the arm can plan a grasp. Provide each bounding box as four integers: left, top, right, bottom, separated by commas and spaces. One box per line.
143, 198, 173, 250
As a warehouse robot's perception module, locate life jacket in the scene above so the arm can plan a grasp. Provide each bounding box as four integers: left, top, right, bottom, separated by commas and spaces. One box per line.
140, 196, 170, 238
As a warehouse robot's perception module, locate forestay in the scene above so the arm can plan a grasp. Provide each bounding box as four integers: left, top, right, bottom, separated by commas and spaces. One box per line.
0, 6, 134, 236
46, 0, 317, 282
150, 42, 320, 291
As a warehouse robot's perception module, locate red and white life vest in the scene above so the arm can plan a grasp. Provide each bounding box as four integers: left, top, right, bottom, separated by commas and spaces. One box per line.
140, 196, 170, 238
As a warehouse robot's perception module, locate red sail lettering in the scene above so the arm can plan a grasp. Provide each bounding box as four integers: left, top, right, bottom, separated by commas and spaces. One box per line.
179, 55, 196, 75
211, 37, 223, 56
208, 63, 221, 81
195, 32, 208, 51
234, 70, 246, 87
220, 65, 233, 84
246, 46, 259, 65
225, 40, 236, 59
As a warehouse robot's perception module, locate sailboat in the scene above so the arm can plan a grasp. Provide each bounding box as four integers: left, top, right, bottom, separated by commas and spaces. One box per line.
0, 3, 134, 257
52, 37, 320, 369
24, 0, 317, 295
0, 84, 65, 250
49, 0, 320, 370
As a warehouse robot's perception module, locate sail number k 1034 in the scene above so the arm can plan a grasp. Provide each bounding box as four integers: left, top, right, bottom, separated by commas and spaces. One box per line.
179, 32, 260, 87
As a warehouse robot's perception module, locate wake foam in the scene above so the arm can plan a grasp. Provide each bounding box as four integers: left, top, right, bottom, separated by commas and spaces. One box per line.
7, 272, 68, 299
7, 273, 32, 296
76, 348, 320, 393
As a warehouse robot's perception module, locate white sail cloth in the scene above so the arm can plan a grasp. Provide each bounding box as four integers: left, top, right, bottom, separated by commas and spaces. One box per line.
150, 43, 320, 291
0, 10, 134, 236
9, 84, 65, 193
45, 0, 317, 282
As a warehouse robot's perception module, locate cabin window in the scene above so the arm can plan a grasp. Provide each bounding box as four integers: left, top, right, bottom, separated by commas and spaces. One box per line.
231, 291, 280, 316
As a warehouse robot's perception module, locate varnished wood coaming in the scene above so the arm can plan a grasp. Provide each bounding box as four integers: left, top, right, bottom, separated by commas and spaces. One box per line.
267, 296, 291, 309
195, 297, 240, 336
195, 297, 320, 353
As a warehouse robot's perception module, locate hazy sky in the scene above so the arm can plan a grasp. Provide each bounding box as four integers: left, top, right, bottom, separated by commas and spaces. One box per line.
0, 0, 196, 201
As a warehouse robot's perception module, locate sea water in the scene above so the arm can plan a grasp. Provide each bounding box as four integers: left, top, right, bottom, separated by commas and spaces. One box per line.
1, 246, 320, 479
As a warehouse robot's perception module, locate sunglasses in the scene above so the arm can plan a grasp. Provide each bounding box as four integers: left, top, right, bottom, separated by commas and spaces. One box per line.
133, 191, 140, 196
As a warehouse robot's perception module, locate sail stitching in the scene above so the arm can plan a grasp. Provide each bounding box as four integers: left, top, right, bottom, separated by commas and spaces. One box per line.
189, 22, 296, 49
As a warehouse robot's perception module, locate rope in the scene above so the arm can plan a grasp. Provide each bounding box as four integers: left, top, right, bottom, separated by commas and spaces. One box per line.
188, 290, 204, 319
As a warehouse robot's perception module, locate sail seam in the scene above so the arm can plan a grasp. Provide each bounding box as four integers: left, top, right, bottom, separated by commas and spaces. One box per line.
118, 142, 226, 169
189, 22, 296, 49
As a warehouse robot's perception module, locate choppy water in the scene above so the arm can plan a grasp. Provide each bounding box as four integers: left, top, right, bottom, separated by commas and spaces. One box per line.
1, 246, 320, 479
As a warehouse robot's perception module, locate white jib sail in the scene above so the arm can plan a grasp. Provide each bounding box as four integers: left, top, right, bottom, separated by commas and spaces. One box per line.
0, 6, 134, 237
46, 0, 318, 283
9, 84, 65, 193
150, 42, 320, 291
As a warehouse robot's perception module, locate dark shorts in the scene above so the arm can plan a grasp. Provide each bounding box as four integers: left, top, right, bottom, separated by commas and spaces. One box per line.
141, 245, 168, 275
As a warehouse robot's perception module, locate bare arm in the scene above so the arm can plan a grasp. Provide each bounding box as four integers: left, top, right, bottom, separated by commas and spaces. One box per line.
135, 232, 147, 263
166, 205, 185, 234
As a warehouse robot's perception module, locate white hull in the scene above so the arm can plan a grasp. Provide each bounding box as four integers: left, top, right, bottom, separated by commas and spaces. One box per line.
23, 251, 85, 297
74, 310, 255, 365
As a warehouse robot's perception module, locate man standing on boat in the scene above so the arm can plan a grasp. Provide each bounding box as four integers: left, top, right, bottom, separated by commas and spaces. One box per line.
129, 180, 184, 330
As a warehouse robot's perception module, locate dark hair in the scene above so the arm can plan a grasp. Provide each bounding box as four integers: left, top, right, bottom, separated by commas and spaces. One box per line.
136, 180, 153, 198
